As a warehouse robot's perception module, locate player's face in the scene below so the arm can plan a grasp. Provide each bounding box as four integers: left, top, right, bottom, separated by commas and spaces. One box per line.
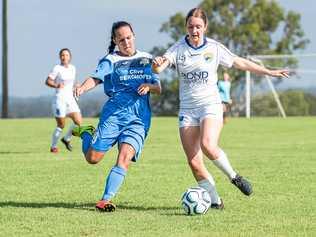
186, 16, 207, 46
114, 26, 136, 56
60, 51, 71, 65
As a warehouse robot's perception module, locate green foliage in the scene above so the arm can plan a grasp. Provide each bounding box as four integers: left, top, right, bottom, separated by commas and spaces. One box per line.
252, 90, 316, 116
0, 118, 315, 236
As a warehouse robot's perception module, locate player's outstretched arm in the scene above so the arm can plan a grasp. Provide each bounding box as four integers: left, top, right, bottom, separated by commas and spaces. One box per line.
74, 77, 101, 97
152, 56, 170, 74
233, 56, 289, 78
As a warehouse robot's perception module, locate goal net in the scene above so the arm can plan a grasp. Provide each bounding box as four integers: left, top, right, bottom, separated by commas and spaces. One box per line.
230, 54, 316, 118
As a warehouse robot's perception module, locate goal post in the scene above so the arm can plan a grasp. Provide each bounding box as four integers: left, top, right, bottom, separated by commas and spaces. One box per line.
237, 53, 316, 118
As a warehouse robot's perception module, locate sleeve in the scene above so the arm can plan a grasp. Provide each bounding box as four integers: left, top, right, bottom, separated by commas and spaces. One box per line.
163, 43, 179, 67
150, 73, 160, 85
90, 58, 112, 82
218, 43, 237, 68
48, 65, 59, 80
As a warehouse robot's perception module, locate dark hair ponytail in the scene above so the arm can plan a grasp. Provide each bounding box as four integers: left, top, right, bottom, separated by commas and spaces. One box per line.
108, 40, 116, 54
108, 21, 134, 54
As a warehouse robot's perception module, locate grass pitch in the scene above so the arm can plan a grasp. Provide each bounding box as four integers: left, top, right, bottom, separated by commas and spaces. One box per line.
0, 117, 315, 237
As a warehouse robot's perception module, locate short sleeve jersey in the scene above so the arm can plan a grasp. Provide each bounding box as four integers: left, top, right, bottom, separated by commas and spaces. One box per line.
48, 64, 76, 99
90, 50, 159, 112
164, 36, 236, 109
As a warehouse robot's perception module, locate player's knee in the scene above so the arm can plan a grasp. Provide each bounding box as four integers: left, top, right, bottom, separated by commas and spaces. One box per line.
201, 140, 218, 159
85, 154, 101, 165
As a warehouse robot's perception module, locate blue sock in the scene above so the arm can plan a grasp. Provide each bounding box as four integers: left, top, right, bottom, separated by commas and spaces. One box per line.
102, 166, 126, 201
81, 132, 92, 155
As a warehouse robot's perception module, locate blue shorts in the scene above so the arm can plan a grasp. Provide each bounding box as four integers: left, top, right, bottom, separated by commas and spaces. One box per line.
90, 103, 149, 162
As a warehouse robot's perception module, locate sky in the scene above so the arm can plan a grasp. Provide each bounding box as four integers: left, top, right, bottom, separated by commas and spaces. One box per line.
0, 0, 315, 98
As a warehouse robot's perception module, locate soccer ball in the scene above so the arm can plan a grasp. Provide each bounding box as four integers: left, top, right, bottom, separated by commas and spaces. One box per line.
181, 187, 211, 215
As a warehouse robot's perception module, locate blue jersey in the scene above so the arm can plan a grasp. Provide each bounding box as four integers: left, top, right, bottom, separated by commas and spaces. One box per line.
91, 50, 159, 132
218, 80, 231, 103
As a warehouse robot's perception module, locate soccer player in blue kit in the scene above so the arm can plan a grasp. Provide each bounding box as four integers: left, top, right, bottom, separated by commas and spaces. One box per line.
73, 21, 161, 212
218, 72, 232, 123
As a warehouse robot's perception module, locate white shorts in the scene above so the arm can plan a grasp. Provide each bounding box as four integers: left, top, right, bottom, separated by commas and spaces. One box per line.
52, 96, 80, 118
178, 104, 223, 127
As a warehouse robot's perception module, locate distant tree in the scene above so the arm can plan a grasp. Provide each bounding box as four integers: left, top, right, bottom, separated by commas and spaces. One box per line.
2, 0, 8, 118
151, 0, 309, 115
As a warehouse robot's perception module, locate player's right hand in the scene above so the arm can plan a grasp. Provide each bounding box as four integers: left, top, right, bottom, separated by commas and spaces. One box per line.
152, 56, 165, 66
74, 86, 84, 97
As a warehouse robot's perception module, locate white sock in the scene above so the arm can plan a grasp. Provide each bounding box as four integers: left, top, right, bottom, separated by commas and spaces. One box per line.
63, 123, 76, 142
212, 149, 237, 180
51, 127, 63, 148
198, 176, 221, 205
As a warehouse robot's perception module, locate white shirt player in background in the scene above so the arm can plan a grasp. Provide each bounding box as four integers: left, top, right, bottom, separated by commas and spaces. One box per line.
45, 48, 82, 153
153, 8, 289, 209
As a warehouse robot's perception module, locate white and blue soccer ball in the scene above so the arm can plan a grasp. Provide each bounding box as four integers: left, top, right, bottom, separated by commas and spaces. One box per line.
181, 187, 211, 215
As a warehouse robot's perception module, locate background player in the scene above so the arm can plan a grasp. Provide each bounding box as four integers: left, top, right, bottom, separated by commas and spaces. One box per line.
45, 48, 82, 153
72, 21, 161, 212
152, 8, 289, 208
218, 72, 232, 123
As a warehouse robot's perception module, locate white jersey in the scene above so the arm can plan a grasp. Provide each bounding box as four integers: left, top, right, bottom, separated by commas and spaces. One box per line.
164, 36, 236, 109
48, 64, 76, 99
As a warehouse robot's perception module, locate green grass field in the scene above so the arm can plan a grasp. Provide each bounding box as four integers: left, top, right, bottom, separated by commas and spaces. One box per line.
0, 117, 315, 237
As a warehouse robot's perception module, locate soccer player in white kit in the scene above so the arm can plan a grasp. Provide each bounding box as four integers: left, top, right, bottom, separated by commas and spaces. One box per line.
45, 48, 82, 153
153, 8, 289, 209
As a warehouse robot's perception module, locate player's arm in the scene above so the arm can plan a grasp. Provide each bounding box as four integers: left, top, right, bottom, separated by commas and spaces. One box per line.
137, 82, 161, 95
45, 77, 64, 89
233, 56, 289, 78
74, 77, 101, 97
152, 56, 170, 74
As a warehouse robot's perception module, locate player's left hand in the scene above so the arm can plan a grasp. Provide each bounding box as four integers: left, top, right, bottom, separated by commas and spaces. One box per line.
268, 69, 290, 78
137, 84, 150, 95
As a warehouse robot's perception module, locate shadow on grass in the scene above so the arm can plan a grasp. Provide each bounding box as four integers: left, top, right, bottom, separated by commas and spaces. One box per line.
0, 201, 95, 211
0, 201, 183, 215
118, 203, 179, 212
0, 151, 34, 154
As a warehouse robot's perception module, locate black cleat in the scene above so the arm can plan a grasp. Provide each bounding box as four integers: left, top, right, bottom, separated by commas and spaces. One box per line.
61, 137, 73, 151
211, 198, 224, 210
231, 174, 253, 196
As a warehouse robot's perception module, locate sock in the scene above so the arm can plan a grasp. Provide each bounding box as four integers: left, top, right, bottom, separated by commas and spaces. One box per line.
102, 166, 126, 201
212, 149, 237, 180
63, 123, 76, 141
51, 127, 63, 148
81, 132, 92, 155
198, 176, 221, 205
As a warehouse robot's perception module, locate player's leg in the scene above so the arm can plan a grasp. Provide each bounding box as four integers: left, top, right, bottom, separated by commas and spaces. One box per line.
61, 112, 82, 151
50, 99, 66, 153
50, 117, 65, 153
180, 125, 223, 208
61, 98, 82, 151
200, 116, 252, 196
96, 143, 135, 212
96, 123, 145, 212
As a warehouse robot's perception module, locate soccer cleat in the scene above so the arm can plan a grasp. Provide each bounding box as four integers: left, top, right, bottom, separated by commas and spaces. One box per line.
72, 125, 95, 137
211, 198, 224, 210
61, 137, 73, 151
95, 200, 116, 212
231, 174, 253, 196
50, 147, 59, 153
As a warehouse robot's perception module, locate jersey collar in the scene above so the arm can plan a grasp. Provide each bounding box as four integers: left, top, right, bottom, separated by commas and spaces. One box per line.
185, 35, 207, 50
